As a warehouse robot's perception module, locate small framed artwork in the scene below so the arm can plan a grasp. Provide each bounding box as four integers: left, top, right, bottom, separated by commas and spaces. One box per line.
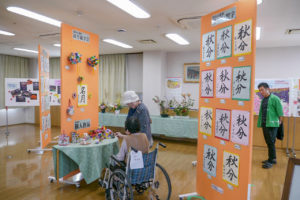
282, 158, 300, 200
184, 63, 200, 83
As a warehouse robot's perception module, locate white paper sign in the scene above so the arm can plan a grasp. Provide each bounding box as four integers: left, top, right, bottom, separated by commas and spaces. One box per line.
165, 77, 182, 103
217, 26, 232, 59
201, 70, 214, 98
130, 150, 144, 169
202, 31, 216, 62
234, 19, 252, 56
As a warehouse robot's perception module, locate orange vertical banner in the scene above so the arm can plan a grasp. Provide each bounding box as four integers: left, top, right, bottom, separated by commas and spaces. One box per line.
197, 0, 257, 199
38, 45, 51, 149
60, 23, 99, 138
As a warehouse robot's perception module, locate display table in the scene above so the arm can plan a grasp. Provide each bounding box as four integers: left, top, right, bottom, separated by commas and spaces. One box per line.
52, 138, 119, 185
99, 113, 198, 139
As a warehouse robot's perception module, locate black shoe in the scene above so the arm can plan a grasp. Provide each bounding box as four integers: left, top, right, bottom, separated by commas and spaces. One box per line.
262, 159, 277, 164
262, 162, 273, 169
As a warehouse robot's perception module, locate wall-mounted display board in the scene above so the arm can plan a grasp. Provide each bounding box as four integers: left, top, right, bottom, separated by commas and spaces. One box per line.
60, 23, 99, 138
5, 78, 61, 107
197, 0, 257, 199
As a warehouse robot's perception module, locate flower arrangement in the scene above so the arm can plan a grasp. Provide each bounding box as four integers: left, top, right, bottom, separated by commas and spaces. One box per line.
89, 126, 115, 142
108, 103, 123, 112
152, 96, 169, 117
169, 93, 194, 116
100, 102, 107, 113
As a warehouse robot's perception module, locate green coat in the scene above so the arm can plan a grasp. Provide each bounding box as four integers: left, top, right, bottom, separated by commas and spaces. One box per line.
257, 94, 283, 127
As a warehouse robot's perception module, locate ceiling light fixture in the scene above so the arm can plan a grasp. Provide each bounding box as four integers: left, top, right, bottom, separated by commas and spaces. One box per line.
106, 0, 150, 18
0, 30, 15, 36
13, 47, 38, 54
257, 0, 262, 5
53, 43, 61, 47
7, 7, 61, 27
256, 27, 261, 40
165, 33, 189, 45
103, 39, 133, 48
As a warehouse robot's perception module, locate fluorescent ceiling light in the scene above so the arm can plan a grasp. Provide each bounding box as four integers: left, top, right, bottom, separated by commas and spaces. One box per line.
106, 0, 150, 18
7, 7, 61, 27
53, 43, 61, 47
14, 48, 38, 54
103, 39, 133, 48
0, 30, 15, 36
257, 0, 262, 5
165, 33, 190, 45
256, 27, 261, 40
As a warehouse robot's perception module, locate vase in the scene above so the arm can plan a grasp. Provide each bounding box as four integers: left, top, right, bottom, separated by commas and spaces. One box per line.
101, 109, 106, 113
115, 110, 120, 115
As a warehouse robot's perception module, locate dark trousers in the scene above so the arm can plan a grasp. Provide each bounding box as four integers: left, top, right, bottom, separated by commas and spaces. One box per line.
262, 126, 278, 161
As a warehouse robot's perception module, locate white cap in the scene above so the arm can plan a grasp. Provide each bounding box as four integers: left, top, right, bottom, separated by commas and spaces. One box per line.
123, 91, 139, 104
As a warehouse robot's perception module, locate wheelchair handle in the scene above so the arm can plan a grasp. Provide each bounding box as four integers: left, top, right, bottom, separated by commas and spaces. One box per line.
111, 155, 126, 168
159, 142, 167, 148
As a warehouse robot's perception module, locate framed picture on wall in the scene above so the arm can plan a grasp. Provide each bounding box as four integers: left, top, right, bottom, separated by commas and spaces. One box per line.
184, 63, 200, 83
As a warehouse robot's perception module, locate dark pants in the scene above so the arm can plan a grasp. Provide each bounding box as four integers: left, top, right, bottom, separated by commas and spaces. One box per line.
262, 126, 278, 161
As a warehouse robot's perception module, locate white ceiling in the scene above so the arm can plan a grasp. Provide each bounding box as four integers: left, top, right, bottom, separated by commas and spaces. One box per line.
0, 0, 299, 58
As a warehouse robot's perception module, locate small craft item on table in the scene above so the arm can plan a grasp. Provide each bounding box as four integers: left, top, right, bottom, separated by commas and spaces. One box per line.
80, 133, 91, 145
71, 132, 80, 143
59, 133, 69, 146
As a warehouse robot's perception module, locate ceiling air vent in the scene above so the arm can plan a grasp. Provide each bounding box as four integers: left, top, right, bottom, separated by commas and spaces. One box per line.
138, 39, 157, 44
170, 16, 202, 30
285, 29, 300, 35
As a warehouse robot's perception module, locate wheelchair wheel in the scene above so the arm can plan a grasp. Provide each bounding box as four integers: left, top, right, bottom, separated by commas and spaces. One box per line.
108, 169, 133, 200
150, 163, 172, 200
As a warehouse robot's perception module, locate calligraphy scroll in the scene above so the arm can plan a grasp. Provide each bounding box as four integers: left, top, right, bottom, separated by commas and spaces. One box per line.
230, 110, 250, 146
232, 66, 251, 101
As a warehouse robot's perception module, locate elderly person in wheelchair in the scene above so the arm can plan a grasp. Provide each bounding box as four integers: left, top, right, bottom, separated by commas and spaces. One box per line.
99, 116, 172, 200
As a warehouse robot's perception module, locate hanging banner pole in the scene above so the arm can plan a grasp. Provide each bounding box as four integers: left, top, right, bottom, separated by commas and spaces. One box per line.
291, 117, 296, 158
5, 106, 9, 136
286, 117, 290, 157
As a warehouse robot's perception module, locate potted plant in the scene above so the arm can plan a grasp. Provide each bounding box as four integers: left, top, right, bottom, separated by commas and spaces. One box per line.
152, 96, 169, 117
114, 103, 122, 115
108, 103, 123, 115
100, 103, 107, 113
170, 93, 194, 117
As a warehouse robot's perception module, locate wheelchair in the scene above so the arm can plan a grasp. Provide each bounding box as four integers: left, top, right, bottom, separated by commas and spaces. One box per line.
99, 142, 172, 200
